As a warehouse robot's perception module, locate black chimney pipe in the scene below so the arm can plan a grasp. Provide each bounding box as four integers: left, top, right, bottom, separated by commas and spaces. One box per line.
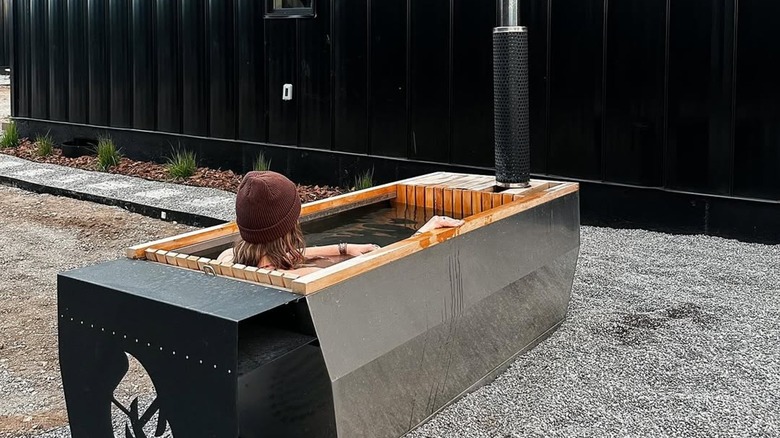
494, 0, 530, 188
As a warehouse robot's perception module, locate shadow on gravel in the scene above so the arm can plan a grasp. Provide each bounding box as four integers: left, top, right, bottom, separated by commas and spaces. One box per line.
598, 302, 719, 345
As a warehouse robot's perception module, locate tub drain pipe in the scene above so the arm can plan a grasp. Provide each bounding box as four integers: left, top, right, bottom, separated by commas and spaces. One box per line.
494, 0, 530, 188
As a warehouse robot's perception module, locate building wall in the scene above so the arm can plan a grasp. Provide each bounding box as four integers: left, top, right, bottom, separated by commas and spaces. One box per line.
9, 0, 780, 201
0, 0, 10, 68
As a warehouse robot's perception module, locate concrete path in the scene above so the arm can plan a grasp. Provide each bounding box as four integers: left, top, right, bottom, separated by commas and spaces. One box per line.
0, 154, 235, 224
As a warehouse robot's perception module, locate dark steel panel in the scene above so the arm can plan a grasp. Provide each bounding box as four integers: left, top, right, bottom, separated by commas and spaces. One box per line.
547, 0, 603, 179
667, 0, 733, 194
0, 0, 9, 67
132, 0, 156, 130
47, 0, 67, 121
368, 0, 407, 158
67, 0, 88, 123
88, 0, 109, 126
451, 0, 494, 167
13, 0, 32, 117
156, 0, 181, 133
734, 0, 780, 199
236, 0, 266, 142
208, 0, 235, 139
109, 0, 132, 127
267, 19, 297, 145
30, 0, 48, 119
603, 0, 665, 186
299, 0, 332, 150
180, 0, 208, 136
409, 0, 450, 162
520, 0, 550, 174
333, 0, 368, 153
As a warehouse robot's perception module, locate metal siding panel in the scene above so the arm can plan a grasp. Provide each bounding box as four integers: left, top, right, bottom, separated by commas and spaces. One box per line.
236, 0, 265, 142
409, 0, 450, 163
451, 0, 493, 167
734, 0, 780, 199
156, 0, 181, 133
68, 0, 88, 123
30, 0, 48, 119
88, 0, 109, 126
520, 0, 550, 175
368, 0, 406, 158
547, 0, 603, 179
333, 0, 367, 153
299, 0, 332, 150
132, 0, 155, 130
267, 19, 297, 145
47, 0, 67, 121
109, 0, 132, 127
667, 0, 733, 194
603, 0, 665, 186
13, 0, 30, 118
208, 0, 235, 139
180, 0, 208, 136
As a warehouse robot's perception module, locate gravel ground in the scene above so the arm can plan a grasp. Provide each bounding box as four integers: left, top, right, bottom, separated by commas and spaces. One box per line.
407, 227, 779, 437
0, 186, 193, 437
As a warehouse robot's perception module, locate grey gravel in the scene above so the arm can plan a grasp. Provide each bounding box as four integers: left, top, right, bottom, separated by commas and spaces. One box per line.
0, 154, 236, 222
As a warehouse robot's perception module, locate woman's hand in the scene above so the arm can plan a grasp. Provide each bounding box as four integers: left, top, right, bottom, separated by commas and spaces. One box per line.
345, 243, 381, 257
416, 215, 465, 235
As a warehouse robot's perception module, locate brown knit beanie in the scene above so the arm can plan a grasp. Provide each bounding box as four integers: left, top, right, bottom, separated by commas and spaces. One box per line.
235, 171, 301, 244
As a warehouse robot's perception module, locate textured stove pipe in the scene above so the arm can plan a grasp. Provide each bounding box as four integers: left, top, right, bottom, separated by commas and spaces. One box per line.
493, 26, 530, 188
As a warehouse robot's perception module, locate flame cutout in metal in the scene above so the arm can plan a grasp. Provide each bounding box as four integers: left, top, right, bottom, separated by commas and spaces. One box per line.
111, 353, 173, 438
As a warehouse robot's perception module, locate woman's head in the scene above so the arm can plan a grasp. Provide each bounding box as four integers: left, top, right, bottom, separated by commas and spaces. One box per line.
234, 171, 304, 269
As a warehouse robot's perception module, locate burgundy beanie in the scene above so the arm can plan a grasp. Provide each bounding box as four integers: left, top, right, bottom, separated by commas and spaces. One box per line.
235, 171, 301, 244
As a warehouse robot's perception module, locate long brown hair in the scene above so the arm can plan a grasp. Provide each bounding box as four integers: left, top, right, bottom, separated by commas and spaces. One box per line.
233, 223, 306, 270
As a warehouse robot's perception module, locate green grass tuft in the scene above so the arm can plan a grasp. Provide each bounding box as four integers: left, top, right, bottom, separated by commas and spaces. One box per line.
354, 168, 374, 191
253, 152, 272, 172
96, 136, 122, 171
35, 131, 55, 156
166, 147, 198, 179
0, 121, 19, 149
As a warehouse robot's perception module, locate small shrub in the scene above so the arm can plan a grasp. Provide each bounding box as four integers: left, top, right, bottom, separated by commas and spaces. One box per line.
354, 168, 374, 191
253, 152, 272, 172
96, 136, 122, 171
166, 147, 197, 179
0, 121, 19, 149
35, 132, 54, 156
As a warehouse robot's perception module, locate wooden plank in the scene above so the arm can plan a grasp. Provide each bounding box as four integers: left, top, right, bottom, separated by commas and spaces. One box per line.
443, 188, 453, 215
220, 262, 236, 279
453, 189, 463, 218
424, 186, 435, 210
482, 192, 493, 212
502, 193, 515, 206
126, 222, 238, 259
269, 271, 286, 287
196, 257, 211, 272
232, 264, 248, 280
492, 193, 504, 209
434, 187, 444, 215
415, 186, 425, 209
406, 184, 416, 208
208, 259, 224, 275
503, 181, 553, 198
175, 253, 191, 268
462, 189, 473, 216
396, 183, 407, 206
154, 250, 168, 263
186, 255, 201, 269
282, 273, 299, 289
300, 184, 398, 223
145, 249, 158, 261
255, 268, 272, 284
292, 182, 579, 295
244, 266, 260, 283
471, 191, 483, 214
164, 252, 180, 266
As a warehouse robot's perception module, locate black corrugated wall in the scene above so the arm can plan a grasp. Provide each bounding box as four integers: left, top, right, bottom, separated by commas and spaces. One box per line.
9, 0, 780, 202
0, 0, 10, 68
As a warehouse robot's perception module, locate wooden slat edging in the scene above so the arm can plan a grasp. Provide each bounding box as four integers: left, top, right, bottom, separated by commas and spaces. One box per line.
292, 183, 579, 295
126, 222, 239, 259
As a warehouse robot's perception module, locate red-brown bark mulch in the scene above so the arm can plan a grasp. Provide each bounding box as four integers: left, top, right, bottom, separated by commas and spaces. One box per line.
0, 139, 344, 202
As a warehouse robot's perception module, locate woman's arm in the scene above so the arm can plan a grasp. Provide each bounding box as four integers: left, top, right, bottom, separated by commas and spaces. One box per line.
305, 243, 380, 258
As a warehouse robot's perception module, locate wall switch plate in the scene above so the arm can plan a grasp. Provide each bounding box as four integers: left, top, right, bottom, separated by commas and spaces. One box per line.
282, 84, 293, 101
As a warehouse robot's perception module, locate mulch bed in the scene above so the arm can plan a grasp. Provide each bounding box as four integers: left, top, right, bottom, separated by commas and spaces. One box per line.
0, 139, 344, 202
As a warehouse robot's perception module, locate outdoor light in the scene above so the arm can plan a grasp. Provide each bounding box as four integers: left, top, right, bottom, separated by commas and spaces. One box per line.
494, 0, 530, 188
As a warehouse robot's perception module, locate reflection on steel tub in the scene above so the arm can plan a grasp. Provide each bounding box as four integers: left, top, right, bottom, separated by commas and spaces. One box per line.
58, 172, 580, 438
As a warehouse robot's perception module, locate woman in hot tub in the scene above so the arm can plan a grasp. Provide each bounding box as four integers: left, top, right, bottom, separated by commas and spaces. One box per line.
217, 171, 463, 276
